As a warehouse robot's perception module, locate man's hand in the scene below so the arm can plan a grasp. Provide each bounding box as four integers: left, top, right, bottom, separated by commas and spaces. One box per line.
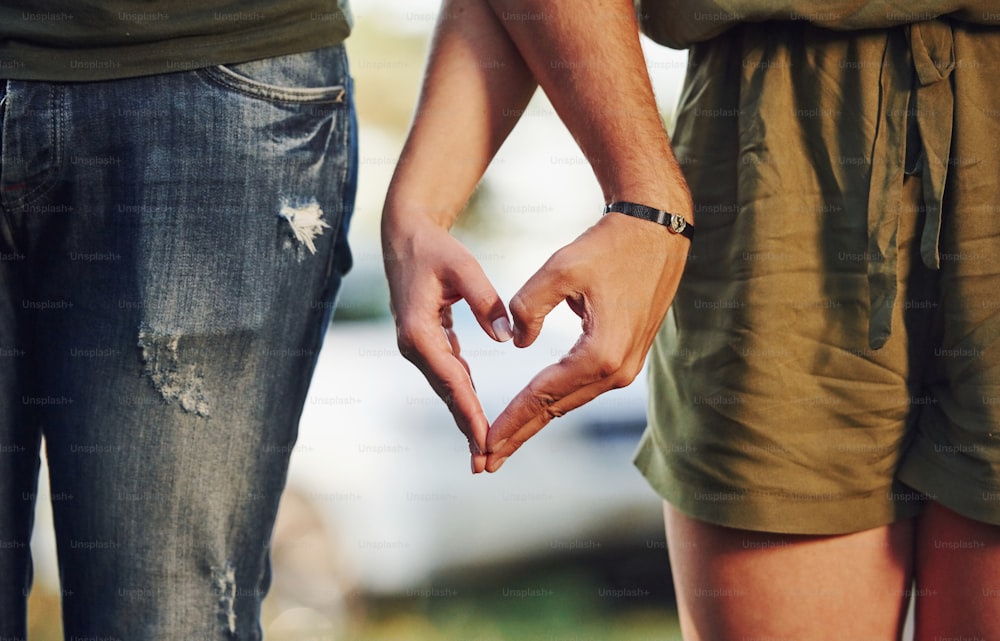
383, 216, 513, 474
485, 213, 689, 472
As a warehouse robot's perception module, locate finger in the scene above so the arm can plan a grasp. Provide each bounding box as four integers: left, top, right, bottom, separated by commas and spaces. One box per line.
472, 452, 487, 474
436, 319, 487, 473
508, 256, 575, 348
397, 319, 488, 462
441, 307, 473, 383
484, 341, 639, 472
420, 346, 489, 463
451, 255, 513, 342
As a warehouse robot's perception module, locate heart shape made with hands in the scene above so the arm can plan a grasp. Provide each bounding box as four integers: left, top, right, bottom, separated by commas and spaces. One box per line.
445, 300, 594, 474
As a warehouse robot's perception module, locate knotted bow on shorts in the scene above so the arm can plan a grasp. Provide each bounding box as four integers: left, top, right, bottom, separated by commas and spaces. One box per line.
866, 18, 957, 349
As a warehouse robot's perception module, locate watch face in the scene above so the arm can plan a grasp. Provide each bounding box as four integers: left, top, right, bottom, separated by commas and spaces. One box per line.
670, 215, 686, 234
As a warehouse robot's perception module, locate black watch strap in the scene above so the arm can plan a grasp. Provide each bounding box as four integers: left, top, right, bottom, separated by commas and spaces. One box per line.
603, 201, 695, 241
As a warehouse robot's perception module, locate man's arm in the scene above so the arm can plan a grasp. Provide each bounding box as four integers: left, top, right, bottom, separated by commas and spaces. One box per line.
486, 0, 690, 213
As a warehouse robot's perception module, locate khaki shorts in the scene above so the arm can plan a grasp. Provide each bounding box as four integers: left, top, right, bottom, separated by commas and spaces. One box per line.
635, 19, 1000, 534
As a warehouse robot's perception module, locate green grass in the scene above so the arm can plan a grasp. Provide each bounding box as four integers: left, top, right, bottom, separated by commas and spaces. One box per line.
354, 572, 682, 641
263, 556, 683, 641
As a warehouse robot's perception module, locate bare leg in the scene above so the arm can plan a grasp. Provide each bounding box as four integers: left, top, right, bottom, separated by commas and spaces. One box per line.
914, 501, 1000, 640
665, 502, 914, 641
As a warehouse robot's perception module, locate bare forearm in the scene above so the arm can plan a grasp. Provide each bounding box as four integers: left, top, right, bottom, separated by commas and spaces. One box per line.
484, 0, 692, 217
383, 0, 537, 230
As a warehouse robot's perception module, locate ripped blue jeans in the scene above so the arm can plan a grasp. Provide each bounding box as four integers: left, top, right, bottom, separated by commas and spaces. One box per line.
0, 44, 356, 639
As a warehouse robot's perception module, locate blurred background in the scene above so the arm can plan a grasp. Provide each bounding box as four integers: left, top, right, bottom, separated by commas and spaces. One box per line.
28, 1, 690, 638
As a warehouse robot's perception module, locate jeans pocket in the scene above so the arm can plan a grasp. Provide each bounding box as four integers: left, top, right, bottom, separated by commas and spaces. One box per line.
196, 45, 349, 104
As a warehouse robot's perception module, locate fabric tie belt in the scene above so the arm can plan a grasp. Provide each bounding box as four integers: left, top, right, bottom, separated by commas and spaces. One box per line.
866, 19, 955, 349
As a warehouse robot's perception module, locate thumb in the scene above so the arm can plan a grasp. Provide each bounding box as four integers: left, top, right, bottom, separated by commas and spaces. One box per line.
508, 259, 571, 348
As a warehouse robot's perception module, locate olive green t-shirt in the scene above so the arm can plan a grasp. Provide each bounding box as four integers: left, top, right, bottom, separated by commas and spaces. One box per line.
638, 0, 1000, 48
0, 0, 352, 81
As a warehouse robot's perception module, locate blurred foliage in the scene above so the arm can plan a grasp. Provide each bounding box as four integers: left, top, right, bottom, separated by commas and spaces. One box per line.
347, 14, 429, 138
28, 589, 62, 641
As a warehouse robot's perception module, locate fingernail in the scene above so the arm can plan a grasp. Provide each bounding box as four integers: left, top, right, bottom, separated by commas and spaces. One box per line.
492, 317, 513, 342
491, 456, 509, 472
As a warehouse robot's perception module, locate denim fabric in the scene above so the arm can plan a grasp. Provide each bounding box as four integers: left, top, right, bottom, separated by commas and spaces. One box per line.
0, 44, 356, 639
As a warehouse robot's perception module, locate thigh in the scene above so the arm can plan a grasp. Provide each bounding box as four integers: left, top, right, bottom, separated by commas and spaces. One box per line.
666, 503, 914, 641
4, 45, 356, 639
914, 502, 1000, 640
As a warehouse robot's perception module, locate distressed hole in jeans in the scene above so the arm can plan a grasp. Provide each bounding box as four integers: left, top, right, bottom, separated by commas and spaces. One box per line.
138, 326, 211, 417
278, 198, 329, 256
212, 563, 238, 636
